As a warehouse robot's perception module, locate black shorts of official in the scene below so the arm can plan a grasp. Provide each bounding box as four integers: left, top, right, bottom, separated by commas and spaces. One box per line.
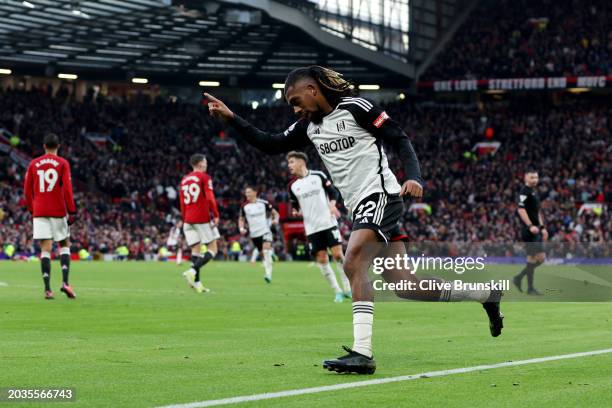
352, 192, 406, 242
521, 229, 544, 256
252, 232, 273, 252
307, 226, 343, 255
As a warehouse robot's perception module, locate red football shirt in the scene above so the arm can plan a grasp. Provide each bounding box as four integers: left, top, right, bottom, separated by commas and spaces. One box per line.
24, 153, 76, 218
179, 171, 219, 224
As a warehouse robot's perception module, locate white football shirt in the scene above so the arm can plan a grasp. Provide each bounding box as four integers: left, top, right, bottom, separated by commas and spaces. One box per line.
289, 170, 337, 236
241, 199, 273, 238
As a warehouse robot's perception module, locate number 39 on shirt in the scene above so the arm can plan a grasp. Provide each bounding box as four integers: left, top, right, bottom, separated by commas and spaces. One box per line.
181, 183, 201, 204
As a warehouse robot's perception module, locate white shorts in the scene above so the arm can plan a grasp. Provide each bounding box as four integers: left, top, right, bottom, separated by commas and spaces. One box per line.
33, 217, 70, 242
183, 222, 220, 246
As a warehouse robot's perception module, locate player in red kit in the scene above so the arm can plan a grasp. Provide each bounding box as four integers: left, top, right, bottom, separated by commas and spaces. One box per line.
23, 133, 77, 300
179, 154, 220, 293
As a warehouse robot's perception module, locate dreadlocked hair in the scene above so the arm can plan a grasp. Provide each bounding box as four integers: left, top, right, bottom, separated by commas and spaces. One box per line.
284, 66, 355, 106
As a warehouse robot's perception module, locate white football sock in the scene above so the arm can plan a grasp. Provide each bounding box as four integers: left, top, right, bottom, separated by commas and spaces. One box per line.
176, 249, 182, 265
334, 260, 351, 293
263, 249, 273, 278
251, 248, 259, 262
352, 301, 374, 358
319, 263, 342, 294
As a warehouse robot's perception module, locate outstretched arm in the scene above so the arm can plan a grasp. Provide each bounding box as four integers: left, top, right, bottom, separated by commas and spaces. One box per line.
205, 93, 310, 154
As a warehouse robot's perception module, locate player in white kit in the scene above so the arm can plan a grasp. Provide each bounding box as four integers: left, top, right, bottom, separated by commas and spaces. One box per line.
287, 151, 351, 302
166, 220, 183, 265
205, 66, 503, 375
239, 186, 279, 283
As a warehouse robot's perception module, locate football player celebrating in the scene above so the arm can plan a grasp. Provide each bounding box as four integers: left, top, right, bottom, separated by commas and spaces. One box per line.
24, 133, 77, 300
205, 66, 503, 374
179, 154, 220, 293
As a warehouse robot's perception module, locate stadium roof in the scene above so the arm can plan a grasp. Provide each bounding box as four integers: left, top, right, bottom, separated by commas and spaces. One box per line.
0, 0, 415, 88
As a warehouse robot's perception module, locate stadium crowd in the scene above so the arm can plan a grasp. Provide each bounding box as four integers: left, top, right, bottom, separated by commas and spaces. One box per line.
0, 85, 609, 259
424, 0, 611, 79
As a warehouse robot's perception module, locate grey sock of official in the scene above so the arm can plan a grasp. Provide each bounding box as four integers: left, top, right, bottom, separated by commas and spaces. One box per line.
526, 265, 536, 290
516, 262, 536, 281
41, 253, 51, 291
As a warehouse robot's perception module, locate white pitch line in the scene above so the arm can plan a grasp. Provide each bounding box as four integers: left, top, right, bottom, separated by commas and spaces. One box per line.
157, 348, 612, 408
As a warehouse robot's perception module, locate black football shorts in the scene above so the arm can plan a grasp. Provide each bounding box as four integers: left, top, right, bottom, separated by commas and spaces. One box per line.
351, 192, 406, 242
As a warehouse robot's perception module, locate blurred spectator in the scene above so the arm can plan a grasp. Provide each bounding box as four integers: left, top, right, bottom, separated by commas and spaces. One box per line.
424, 0, 611, 79
0, 86, 609, 259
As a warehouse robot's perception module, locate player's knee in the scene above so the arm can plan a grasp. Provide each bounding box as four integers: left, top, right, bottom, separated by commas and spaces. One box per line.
343, 253, 366, 280
342, 259, 357, 279
40, 240, 53, 252
332, 251, 344, 263
315, 251, 328, 264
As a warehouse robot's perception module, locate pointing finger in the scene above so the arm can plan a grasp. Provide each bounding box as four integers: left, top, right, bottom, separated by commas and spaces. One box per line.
204, 93, 220, 102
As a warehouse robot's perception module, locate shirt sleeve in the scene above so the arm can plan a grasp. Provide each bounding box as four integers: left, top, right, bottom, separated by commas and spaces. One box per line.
228, 115, 311, 154
265, 201, 275, 215
62, 160, 77, 214
313, 171, 339, 201
344, 99, 423, 186
518, 187, 530, 208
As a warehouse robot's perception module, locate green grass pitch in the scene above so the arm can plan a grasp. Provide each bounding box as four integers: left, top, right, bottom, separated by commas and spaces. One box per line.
1, 261, 611, 407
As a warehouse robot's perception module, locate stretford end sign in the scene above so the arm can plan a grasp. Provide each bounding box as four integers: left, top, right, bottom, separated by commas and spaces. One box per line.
418, 76, 610, 92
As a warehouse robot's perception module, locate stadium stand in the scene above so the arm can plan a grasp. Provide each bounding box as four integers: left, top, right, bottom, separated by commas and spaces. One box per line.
1, 85, 609, 259
424, 0, 611, 79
